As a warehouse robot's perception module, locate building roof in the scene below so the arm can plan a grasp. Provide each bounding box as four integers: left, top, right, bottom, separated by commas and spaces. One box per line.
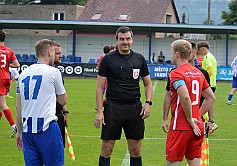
1, 19, 237, 35
80, 0, 179, 23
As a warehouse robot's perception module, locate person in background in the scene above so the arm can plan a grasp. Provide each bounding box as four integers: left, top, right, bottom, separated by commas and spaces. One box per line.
152, 51, 156, 63
157, 51, 165, 63
196, 50, 203, 67
94, 26, 153, 166
52, 41, 69, 147
96, 46, 111, 71
0, 30, 20, 138
16, 39, 67, 166
95, 45, 111, 108
227, 55, 237, 105
7, 67, 20, 99
165, 39, 215, 166
197, 41, 218, 133
109, 45, 116, 52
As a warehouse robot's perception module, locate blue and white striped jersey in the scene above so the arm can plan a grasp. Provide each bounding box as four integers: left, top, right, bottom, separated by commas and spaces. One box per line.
231, 56, 237, 77
17, 63, 66, 133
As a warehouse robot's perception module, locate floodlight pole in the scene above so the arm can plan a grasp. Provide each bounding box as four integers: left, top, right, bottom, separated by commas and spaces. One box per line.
182, 6, 189, 24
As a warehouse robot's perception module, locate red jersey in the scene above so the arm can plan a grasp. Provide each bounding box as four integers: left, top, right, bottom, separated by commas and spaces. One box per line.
169, 63, 209, 130
97, 56, 104, 68
0, 45, 16, 79
197, 57, 203, 67
97, 55, 108, 89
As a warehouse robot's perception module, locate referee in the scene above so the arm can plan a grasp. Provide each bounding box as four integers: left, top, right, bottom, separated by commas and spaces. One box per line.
94, 26, 153, 166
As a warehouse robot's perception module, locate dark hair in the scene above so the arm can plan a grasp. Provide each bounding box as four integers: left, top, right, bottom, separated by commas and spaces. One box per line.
103, 46, 110, 54
190, 41, 196, 50
0, 30, 6, 42
110, 45, 115, 50
196, 41, 210, 50
115, 26, 133, 39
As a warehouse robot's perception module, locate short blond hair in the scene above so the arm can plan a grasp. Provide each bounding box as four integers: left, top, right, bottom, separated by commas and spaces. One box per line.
35, 39, 54, 58
171, 39, 191, 60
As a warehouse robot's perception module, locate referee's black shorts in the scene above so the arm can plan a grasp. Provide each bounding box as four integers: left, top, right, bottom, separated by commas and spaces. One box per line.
101, 99, 144, 140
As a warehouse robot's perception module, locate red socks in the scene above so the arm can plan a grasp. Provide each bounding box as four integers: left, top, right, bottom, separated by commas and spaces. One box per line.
0, 111, 2, 120
3, 109, 15, 126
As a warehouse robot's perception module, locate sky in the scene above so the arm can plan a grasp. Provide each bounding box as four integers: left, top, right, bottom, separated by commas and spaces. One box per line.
174, 0, 232, 25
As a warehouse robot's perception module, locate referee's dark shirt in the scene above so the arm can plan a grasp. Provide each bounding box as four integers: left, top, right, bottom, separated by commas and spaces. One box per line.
56, 69, 65, 113
99, 50, 149, 104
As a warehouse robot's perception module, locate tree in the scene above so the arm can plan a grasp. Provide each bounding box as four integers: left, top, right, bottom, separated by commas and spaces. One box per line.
221, 0, 237, 25
181, 12, 186, 24
203, 19, 214, 25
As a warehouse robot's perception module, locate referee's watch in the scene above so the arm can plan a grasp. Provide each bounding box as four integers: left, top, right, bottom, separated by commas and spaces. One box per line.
145, 101, 152, 106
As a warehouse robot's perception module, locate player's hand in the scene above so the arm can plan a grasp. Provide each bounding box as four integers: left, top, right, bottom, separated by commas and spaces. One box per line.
140, 104, 151, 119
16, 133, 22, 151
206, 121, 213, 135
188, 118, 201, 136
94, 111, 105, 128
162, 120, 169, 133
64, 113, 68, 128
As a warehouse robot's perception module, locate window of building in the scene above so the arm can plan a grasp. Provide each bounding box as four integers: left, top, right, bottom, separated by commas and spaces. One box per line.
53, 12, 65, 20
117, 14, 129, 21
91, 13, 102, 20
166, 14, 172, 23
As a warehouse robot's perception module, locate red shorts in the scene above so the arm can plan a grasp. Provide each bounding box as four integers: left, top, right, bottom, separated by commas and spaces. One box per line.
166, 129, 204, 161
0, 79, 11, 95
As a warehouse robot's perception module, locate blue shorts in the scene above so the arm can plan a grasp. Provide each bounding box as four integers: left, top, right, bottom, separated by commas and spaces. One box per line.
232, 76, 237, 88
22, 121, 64, 166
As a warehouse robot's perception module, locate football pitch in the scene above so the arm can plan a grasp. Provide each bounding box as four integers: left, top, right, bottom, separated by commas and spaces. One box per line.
0, 78, 237, 166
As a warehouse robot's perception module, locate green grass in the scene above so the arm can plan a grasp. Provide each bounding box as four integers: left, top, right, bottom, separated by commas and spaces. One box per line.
0, 78, 237, 166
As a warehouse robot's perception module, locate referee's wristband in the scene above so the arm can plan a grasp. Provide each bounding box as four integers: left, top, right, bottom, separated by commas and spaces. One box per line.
63, 110, 69, 114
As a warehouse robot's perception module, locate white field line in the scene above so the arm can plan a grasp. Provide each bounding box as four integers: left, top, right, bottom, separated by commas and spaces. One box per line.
72, 135, 237, 141
120, 80, 158, 166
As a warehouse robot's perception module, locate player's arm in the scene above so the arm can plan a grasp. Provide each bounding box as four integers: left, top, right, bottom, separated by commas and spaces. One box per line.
94, 75, 107, 128
55, 70, 68, 106
200, 87, 215, 117
16, 92, 22, 151
57, 93, 67, 106
175, 81, 201, 136
9, 59, 20, 68
141, 75, 153, 119
206, 66, 213, 76
162, 90, 171, 133
62, 105, 69, 128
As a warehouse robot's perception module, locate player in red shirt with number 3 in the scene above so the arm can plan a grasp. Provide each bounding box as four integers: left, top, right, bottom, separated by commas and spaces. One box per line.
0, 30, 20, 137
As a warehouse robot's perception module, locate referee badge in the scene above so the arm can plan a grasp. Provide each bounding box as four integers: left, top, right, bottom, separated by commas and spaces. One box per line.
133, 69, 140, 79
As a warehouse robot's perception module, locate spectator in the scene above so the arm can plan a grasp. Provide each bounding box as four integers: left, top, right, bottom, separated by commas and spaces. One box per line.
157, 51, 165, 63
152, 52, 156, 63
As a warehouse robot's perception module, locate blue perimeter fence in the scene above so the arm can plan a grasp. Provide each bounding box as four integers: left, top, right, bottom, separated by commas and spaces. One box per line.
18, 62, 233, 81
